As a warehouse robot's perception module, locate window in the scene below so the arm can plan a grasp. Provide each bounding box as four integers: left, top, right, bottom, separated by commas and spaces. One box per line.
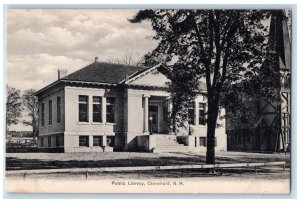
200, 137, 206, 147
107, 136, 115, 147
106, 97, 115, 123
56, 135, 60, 147
48, 137, 51, 147
41, 103, 45, 126
41, 137, 44, 147
93, 97, 102, 122
199, 103, 206, 125
199, 137, 217, 147
57, 97, 61, 123
93, 136, 102, 146
49, 100, 52, 125
79, 96, 89, 122
188, 102, 195, 125
79, 136, 89, 147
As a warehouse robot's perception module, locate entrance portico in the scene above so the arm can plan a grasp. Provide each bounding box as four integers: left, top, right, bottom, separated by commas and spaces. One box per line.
142, 95, 171, 135
124, 88, 171, 150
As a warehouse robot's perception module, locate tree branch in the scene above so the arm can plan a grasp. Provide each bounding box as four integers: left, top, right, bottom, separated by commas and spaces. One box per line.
192, 13, 211, 91
211, 11, 222, 93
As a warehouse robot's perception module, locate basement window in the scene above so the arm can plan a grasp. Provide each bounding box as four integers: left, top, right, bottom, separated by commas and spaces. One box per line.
79, 136, 89, 147
199, 137, 206, 147
93, 136, 102, 147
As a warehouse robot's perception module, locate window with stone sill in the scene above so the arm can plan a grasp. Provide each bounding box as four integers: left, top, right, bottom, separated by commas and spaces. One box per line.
57, 97, 61, 124
79, 95, 89, 122
106, 97, 116, 123
188, 102, 195, 125
93, 96, 102, 123
48, 100, 52, 125
199, 102, 206, 125
41, 103, 45, 126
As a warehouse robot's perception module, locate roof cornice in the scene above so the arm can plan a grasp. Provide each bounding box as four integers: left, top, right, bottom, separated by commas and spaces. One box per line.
35, 79, 118, 96
34, 80, 62, 96
61, 79, 117, 87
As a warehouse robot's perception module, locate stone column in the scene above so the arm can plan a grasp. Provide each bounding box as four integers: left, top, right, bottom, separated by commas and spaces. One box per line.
167, 97, 172, 112
143, 95, 150, 134
167, 97, 175, 134
194, 100, 199, 126
102, 97, 106, 123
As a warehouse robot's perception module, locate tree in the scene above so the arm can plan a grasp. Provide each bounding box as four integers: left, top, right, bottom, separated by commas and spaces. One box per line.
6, 85, 23, 134
22, 89, 39, 138
105, 51, 144, 66
130, 10, 272, 164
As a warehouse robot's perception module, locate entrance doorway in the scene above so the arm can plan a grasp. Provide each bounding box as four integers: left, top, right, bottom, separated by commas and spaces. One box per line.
149, 105, 158, 134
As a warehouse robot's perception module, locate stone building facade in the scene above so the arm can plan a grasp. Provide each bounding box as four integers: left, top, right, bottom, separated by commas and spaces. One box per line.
35, 62, 227, 152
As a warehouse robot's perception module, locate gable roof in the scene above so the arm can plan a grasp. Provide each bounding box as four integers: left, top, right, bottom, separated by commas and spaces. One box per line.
62, 62, 149, 84
125, 64, 169, 85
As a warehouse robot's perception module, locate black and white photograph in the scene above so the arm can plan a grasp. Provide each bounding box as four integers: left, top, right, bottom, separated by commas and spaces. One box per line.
4, 7, 292, 194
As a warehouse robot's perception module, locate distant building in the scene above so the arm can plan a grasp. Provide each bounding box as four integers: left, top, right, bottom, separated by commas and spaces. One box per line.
35, 61, 227, 152
9, 131, 33, 137
6, 131, 36, 149
226, 10, 291, 152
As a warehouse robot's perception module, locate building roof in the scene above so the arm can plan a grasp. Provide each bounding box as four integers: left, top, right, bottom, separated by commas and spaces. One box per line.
35, 61, 207, 96
62, 62, 149, 84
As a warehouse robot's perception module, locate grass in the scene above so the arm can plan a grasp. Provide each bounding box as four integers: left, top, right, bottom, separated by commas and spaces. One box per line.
6, 151, 290, 171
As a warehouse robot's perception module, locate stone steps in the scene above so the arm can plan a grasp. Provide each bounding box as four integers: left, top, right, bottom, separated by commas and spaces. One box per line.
153, 148, 191, 153
152, 134, 190, 152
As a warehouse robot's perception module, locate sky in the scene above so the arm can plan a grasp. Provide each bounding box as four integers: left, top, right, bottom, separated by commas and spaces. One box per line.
6, 9, 157, 130
6, 9, 157, 92
5, 9, 291, 131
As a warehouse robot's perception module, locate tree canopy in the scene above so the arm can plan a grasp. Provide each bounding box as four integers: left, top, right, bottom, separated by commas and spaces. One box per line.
130, 9, 274, 164
22, 89, 39, 138
6, 85, 23, 133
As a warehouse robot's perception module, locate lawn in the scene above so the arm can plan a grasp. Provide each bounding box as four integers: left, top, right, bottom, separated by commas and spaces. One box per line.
6, 151, 290, 170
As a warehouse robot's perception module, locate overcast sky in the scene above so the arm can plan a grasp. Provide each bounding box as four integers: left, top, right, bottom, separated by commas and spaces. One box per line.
6, 9, 157, 92
6, 9, 157, 131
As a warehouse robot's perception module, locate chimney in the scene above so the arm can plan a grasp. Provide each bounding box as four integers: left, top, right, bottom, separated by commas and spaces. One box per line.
95, 56, 99, 62
58, 69, 68, 78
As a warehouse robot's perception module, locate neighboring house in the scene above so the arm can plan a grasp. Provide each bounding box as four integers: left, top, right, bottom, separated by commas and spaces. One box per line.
35, 61, 227, 152
226, 10, 291, 152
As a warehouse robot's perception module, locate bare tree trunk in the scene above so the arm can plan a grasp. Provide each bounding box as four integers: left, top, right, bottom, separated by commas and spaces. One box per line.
206, 99, 219, 164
